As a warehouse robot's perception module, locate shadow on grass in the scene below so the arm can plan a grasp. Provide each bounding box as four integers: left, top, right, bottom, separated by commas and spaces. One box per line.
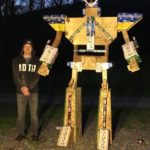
112, 107, 125, 139
82, 100, 98, 135
112, 106, 133, 139
38, 104, 60, 135
0, 104, 17, 131
38, 97, 64, 136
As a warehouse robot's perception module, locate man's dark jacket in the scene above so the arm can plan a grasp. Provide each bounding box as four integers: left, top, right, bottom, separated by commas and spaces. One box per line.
12, 50, 40, 94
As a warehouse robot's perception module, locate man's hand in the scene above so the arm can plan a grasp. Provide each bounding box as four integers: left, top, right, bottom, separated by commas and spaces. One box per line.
21, 86, 30, 96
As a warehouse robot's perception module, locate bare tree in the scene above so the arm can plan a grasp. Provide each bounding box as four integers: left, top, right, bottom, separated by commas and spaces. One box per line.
10, 0, 15, 15
0, 0, 83, 15
52, 0, 63, 6
34, 0, 45, 9
1, 0, 16, 16
39, 0, 45, 9
0, 1, 3, 16
29, 0, 34, 11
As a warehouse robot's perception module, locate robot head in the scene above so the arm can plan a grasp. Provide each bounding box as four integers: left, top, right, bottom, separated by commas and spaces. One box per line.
83, 0, 101, 16
83, 0, 98, 8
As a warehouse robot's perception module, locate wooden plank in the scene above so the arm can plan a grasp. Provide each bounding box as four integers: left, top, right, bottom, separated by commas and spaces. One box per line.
98, 89, 105, 129
62, 86, 82, 144
74, 88, 82, 142
82, 56, 96, 70
97, 70, 112, 146
73, 55, 82, 62
85, 7, 99, 16
52, 31, 63, 48
95, 17, 117, 45
65, 17, 117, 45
96, 56, 108, 63
107, 90, 112, 144
97, 129, 109, 150
102, 69, 107, 81
57, 126, 71, 146
121, 30, 130, 43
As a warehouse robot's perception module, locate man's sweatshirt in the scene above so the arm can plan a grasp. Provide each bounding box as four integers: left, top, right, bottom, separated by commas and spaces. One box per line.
12, 54, 40, 94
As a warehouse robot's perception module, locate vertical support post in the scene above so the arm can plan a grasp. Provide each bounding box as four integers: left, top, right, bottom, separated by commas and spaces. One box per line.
75, 87, 82, 141
57, 67, 82, 146
97, 69, 112, 150
68, 68, 78, 88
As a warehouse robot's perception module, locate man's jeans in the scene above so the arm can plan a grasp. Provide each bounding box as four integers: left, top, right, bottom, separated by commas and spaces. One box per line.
16, 93, 38, 136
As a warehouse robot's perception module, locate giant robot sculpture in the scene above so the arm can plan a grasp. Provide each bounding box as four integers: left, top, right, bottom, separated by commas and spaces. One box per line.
38, 0, 142, 149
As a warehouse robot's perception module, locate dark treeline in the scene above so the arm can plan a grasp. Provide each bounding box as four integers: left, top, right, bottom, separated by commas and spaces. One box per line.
0, 0, 81, 16
1, 0, 150, 16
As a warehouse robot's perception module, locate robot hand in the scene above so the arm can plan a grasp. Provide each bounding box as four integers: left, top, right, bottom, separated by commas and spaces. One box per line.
38, 41, 58, 76
122, 40, 142, 72
38, 62, 50, 76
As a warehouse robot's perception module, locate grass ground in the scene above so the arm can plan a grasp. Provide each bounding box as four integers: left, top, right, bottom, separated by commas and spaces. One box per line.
0, 103, 150, 150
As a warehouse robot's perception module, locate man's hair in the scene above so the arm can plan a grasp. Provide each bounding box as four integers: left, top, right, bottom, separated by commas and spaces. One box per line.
20, 39, 36, 56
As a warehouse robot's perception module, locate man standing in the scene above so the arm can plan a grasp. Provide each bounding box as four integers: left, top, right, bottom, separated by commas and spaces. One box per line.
12, 39, 40, 141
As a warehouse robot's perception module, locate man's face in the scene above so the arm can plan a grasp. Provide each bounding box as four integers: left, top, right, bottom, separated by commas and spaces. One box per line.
87, 0, 95, 2
23, 44, 32, 56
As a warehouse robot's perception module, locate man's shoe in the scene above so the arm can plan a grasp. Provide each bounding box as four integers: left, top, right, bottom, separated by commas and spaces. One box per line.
15, 135, 25, 141
32, 135, 39, 141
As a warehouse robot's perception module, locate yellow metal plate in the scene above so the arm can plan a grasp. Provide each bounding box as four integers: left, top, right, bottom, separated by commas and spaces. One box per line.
49, 24, 65, 32
118, 22, 135, 30
117, 18, 142, 31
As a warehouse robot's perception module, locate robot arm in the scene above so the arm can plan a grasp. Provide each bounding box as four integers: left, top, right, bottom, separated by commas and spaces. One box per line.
52, 31, 63, 48
121, 30, 142, 72
38, 15, 65, 76
38, 31, 63, 76
117, 13, 143, 72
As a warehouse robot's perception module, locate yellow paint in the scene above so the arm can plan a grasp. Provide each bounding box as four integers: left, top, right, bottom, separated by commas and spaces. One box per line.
50, 23, 65, 31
